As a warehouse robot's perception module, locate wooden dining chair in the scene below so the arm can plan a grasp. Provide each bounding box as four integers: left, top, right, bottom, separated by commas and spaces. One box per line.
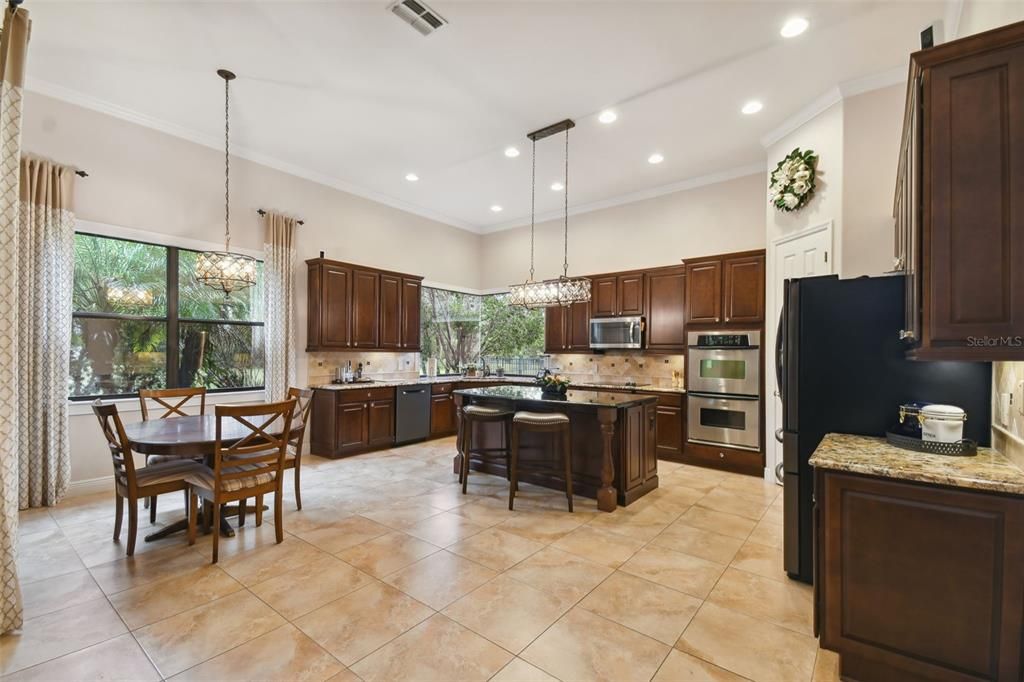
92, 402, 207, 556
138, 387, 207, 522
186, 399, 296, 563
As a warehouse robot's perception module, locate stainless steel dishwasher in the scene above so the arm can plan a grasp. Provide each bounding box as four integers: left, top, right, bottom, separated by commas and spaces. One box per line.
395, 384, 431, 444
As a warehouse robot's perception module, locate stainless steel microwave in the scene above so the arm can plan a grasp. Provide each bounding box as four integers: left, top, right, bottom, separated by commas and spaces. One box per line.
590, 316, 644, 349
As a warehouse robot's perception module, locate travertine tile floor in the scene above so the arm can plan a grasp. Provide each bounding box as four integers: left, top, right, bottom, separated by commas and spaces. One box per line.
2, 437, 840, 682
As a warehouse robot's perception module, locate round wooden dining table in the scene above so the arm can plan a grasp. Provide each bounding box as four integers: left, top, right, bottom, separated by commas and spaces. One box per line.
123, 414, 293, 542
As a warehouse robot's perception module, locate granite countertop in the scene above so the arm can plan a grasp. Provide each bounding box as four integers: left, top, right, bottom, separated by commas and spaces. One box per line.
313, 376, 686, 394
809, 433, 1024, 496
455, 384, 658, 409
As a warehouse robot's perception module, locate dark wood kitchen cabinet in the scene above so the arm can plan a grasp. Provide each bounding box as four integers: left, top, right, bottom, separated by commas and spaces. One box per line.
590, 272, 646, 318
636, 391, 685, 461
895, 21, 1024, 360
684, 259, 722, 325
310, 386, 396, 457
306, 258, 422, 352
723, 253, 765, 324
817, 468, 1024, 681
430, 382, 457, 437
684, 250, 765, 328
544, 301, 590, 353
645, 265, 687, 352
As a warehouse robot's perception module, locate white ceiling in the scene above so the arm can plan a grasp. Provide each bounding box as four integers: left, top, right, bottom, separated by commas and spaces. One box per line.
24, 1, 948, 232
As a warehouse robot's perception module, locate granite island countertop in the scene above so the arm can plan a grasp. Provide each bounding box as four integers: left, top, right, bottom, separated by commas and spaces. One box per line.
312, 376, 686, 395
455, 384, 658, 409
809, 432, 1024, 496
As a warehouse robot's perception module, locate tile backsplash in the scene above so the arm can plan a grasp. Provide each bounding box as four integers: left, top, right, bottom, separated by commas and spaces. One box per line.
307, 352, 420, 386
993, 361, 1024, 468
546, 353, 685, 389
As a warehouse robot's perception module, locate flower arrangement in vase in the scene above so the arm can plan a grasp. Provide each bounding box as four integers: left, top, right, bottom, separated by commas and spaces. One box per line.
537, 373, 570, 396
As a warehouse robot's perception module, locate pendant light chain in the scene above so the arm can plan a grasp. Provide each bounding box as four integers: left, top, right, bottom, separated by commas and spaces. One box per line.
224, 75, 231, 252
529, 138, 536, 282
563, 127, 569, 278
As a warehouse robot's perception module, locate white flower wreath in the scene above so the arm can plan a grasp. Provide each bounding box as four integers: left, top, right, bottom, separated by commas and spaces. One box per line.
769, 148, 818, 212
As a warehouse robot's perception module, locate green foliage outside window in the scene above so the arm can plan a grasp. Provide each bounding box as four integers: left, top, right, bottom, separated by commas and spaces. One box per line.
70, 233, 264, 398
419, 287, 544, 376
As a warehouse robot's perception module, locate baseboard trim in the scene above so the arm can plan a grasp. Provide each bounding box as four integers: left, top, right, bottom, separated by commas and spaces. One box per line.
65, 475, 113, 499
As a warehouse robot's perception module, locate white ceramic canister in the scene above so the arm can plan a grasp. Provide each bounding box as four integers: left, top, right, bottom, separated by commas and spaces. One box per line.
920, 404, 966, 443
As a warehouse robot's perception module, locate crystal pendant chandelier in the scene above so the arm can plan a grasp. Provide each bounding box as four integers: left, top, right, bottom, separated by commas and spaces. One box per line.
195, 69, 257, 297
507, 119, 591, 308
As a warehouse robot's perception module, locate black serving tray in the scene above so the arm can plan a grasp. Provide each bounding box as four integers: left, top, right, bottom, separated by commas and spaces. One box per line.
885, 430, 977, 457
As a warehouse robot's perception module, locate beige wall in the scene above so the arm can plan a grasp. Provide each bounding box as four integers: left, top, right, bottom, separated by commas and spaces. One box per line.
958, 0, 1024, 38
478, 172, 766, 290
841, 85, 906, 278
23, 91, 483, 487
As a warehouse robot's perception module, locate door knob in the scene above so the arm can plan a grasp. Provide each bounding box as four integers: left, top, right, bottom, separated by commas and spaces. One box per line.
775, 428, 784, 443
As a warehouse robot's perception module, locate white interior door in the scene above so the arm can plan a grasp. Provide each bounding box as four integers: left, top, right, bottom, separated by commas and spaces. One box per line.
765, 222, 834, 483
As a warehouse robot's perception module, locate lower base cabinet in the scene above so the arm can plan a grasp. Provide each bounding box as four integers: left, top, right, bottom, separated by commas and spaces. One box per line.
310, 387, 395, 457
640, 392, 684, 461
817, 469, 1024, 681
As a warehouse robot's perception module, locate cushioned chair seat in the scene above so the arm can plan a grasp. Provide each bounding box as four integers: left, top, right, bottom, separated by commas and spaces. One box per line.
464, 405, 512, 417
133, 459, 208, 486
513, 411, 570, 425
185, 464, 277, 493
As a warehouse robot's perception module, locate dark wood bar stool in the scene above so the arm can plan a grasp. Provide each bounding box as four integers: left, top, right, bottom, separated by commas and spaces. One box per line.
509, 411, 573, 512
460, 404, 513, 494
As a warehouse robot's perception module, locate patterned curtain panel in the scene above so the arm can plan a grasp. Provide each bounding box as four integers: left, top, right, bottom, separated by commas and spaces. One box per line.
0, 3, 30, 635
263, 211, 297, 402
18, 157, 74, 508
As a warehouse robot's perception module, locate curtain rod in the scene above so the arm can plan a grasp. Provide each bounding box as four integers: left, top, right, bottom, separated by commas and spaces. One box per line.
256, 208, 304, 225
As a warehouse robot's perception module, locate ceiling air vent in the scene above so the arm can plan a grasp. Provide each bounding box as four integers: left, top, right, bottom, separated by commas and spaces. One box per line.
389, 0, 447, 36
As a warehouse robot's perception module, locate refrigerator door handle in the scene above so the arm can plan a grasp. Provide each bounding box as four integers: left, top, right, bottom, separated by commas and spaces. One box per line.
775, 307, 785, 400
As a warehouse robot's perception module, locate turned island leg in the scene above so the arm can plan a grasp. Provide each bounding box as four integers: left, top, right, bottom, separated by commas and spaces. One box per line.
596, 408, 617, 512
453, 393, 464, 477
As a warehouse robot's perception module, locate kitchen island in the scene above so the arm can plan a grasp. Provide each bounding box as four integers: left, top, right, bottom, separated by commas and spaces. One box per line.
454, 385, 659, 512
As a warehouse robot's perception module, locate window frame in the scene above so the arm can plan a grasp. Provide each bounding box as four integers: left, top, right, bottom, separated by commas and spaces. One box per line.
70, 231, 265, 401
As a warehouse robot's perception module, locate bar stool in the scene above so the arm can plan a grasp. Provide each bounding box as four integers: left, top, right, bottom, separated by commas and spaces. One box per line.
509, 411, 573, 512
460, 404, 514, 494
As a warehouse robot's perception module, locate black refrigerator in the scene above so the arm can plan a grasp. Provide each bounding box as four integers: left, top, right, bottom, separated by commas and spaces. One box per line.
780, 274, 992, 583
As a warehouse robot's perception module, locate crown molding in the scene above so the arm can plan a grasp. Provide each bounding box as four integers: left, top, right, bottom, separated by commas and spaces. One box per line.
27, 78, 480, 234
480, 163, 765, 234
760, 66, 907, 149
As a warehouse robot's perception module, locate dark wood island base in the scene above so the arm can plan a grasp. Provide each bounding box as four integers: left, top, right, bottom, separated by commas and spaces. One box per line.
453, 386, 659, 511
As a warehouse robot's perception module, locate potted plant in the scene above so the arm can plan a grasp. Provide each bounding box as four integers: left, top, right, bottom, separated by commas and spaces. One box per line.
537, 373, 570, 397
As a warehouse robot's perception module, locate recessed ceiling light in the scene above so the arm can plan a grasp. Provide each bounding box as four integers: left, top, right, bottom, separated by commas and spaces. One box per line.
598, 110, 618, 124
780, 16, 809, 38
648, 153, 664, 165
405, 173, 419, 182
490, 205, 503, 213
741, 100, 763, 115
504, 147, 520, 158
551, 182, 564, 191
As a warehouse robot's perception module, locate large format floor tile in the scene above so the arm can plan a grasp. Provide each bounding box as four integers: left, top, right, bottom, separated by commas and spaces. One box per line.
443, 574, 572, 653
522, 607, 671, 682
133, 590, 285, 677
1, 633, 160, 682
169, 623, 345, 682
676, 602, 818, 682
294, 580, 433, 666
350, 614, 512, 682
383, 550, 497, 609
13, 440, 835, 682
578, 571, 702, 645
0, 598, 127, 675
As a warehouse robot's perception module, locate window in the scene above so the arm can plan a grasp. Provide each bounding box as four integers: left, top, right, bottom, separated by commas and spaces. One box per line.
419, 287, 545, 376
70, 233, 264, 399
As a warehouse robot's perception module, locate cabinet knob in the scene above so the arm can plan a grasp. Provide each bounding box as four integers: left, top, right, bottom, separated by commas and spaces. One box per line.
898, 329, 916, 341
719, 452, 725, 459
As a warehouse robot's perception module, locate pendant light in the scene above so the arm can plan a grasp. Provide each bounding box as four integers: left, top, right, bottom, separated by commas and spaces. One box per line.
195, 69, 257, 297
507, 119, 591, 308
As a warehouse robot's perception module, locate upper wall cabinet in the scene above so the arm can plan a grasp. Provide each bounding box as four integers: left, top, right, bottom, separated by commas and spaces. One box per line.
545, 301, 590, 353
591, 272, 646, 317
896, 21, 1024, 360
645, 265, 687, 352
685, 250, 765, 328
306, 258, 422, 352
